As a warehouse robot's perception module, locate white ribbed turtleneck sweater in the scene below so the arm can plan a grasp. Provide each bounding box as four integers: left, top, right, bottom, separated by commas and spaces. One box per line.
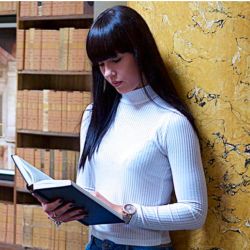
77, 85, 207, 246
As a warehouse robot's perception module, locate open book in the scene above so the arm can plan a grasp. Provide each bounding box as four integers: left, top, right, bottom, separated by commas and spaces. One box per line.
12, 155, 124, 226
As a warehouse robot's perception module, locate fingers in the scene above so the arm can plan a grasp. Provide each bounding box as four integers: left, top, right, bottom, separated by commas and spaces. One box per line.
56, 207, 86, 223
47, 202, 73, 218
32, 196, 87, 224
43, 199, 63, 212
46, 201, 87, 223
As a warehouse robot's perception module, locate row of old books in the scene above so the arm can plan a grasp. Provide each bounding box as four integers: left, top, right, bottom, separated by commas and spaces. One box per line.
0, 203, 14, 245
20, 1, 92, 17
0, 1, 16, 14
17, 28, 91, 72
0, 203, 88, 249
16, 90, 91, 134
16, 147, 80, 190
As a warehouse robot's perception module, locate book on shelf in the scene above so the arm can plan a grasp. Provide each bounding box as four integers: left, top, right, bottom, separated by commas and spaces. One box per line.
16, 89, 91, 134
19, 1, 91, 17
12, 154, 124, 226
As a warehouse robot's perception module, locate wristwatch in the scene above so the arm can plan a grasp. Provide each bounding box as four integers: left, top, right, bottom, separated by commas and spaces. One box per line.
122, 204, 137, 224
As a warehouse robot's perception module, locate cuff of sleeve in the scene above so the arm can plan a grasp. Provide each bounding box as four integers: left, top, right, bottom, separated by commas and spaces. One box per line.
128, 203, 142, 226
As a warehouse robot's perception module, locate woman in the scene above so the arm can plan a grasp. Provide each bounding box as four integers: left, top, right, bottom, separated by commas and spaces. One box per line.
37, 5, 207, 250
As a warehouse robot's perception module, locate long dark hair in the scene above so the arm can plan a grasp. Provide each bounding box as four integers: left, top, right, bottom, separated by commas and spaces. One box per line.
79, 5, 197, 169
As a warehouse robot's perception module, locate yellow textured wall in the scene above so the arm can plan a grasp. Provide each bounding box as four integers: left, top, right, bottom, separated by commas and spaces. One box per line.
128, 2, 250, 250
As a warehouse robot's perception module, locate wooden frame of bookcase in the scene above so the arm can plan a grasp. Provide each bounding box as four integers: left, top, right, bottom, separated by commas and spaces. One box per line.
13, 2, 94, 247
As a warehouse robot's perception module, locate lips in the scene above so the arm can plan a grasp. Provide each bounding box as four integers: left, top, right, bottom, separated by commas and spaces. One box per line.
111, 81, 123, 87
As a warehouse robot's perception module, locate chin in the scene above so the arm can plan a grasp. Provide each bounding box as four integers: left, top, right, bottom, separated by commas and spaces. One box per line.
115, 86, 137, 94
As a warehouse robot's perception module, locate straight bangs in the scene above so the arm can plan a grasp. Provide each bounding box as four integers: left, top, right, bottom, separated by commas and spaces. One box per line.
86, 20, 134, 65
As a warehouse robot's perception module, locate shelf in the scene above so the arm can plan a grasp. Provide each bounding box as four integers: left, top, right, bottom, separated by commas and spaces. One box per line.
18, 70, 91, 76
16, 189, 40, 205
0, 169, 15, 181
0, 180, 14, 188
0, 243, 26, 250
0, 181, 14, 202
0, 14, 16, 29
17, 129, 79, 138
16, 132, 80, 151
0, 22, 16, 28
19, 14, 93, 21
16, 187, 29, 193
0, 14, 16, 21
18, 15, 93, 29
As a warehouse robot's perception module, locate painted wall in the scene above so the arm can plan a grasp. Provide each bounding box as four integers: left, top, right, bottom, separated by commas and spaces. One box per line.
128, 2, 250, 249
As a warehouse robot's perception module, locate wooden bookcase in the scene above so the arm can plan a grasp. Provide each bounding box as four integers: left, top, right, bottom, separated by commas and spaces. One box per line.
11, 2, 94, 249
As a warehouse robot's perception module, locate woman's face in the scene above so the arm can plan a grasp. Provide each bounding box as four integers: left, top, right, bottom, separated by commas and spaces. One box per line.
98, 52, 143, 94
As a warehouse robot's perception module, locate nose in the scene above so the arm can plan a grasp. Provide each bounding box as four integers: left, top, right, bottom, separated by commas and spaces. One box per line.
103, 64, 115, 79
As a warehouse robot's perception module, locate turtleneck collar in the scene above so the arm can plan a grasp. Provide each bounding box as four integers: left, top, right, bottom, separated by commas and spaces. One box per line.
120, 85, 158, 105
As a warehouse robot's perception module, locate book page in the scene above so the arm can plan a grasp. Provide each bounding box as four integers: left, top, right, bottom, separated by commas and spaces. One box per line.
12, 155, 52, 186
34, 179, 71, 189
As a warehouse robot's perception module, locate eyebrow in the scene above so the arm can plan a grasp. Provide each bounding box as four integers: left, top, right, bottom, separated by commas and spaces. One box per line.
98, 55, 120, 64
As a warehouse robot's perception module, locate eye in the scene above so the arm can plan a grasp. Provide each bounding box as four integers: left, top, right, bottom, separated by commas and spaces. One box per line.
112, 57, 121, 63
98, 62, 104, 67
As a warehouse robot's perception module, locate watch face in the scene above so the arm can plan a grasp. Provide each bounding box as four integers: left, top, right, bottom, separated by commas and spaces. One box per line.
124, 204, 136, 215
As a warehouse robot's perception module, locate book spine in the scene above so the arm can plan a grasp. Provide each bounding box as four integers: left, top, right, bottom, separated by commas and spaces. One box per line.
32, 206, 53, 249
61, 91, 67, 133
48, 90, 53, 132
27, 90, 32, 130
75, 2, 84, 15
75, 29, 85, 71
41, 30, 48, 71
59, 28, 69, 71
16, 29, 25, 70
67, 28, 75, 71
22, 90, 28, 130
82, 29, 91, 72
53, 30, 60, 71
66, 92, 73, 133
23, 205, 33, 247
44, 149, 50, 176
43, 89, 49, 132
41, 1, 52, 16
30, 1, 38, 17
16, 91, 23, 129
0, 203, 7, 243
24, 29, 30, 70
16, 204, 24, 246
56, 91, 62, 133
38, 91, 43, 131
33, 29, 42, 70
34, 148, 41, 172
6, 204, 14, 244
16, 148, 25, 189
62, 150, 68, 179
20, 1, 30, 17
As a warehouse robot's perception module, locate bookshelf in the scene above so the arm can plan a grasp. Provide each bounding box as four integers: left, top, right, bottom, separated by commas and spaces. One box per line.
0, 4, 17, 250
7, 2, 94, 249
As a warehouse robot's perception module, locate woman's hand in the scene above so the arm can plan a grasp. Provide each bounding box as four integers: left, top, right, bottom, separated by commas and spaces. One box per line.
32, 193, 87, 223
91, 191, 123, 215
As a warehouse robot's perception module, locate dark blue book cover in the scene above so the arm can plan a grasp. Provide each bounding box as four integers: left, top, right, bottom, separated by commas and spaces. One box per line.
32, 181, 124, 226
12, 154, 124, 226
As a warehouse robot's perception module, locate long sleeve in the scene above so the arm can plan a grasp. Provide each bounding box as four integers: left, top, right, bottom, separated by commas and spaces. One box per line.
129, 115, 208, 230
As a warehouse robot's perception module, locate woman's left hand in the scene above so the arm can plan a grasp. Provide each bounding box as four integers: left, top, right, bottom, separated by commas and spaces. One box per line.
91, 191, 123, 215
